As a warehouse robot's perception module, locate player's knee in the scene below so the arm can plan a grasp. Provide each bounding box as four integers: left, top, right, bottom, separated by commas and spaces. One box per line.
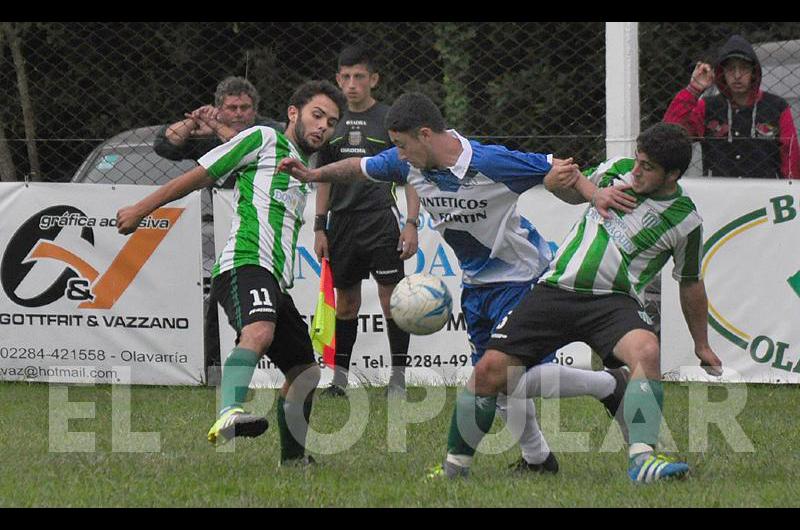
240, 321, 274, 354
628, 336, 661, 375
472, 352, 507, 396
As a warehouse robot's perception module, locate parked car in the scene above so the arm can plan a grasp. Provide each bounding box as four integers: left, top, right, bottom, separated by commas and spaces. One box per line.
70, 125, 223, 376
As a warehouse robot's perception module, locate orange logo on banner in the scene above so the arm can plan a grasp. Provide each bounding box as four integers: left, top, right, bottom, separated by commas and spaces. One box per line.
27, 208, 183, 309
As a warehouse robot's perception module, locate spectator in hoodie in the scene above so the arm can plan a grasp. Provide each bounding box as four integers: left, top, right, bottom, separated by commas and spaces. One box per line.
664, 34, 800, 179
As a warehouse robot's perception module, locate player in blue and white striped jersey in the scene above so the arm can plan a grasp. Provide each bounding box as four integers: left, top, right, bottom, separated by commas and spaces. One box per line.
279, 92, 636, 474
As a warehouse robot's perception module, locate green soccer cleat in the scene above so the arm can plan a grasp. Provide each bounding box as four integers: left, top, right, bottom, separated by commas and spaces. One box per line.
426, 460, 469, 480
207, 406, 268, 445
628, 452, 689, 483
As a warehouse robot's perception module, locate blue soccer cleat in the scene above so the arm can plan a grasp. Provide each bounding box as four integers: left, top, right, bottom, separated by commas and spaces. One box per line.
628, 452, 689, 483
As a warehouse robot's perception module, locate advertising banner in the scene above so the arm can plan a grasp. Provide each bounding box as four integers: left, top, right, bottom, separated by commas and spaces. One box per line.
0, 183, 205, 385
662, 179, 800, 383
214, 185, 592, 389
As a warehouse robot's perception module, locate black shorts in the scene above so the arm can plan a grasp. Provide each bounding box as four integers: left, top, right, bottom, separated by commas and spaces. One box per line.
486, 283, 655, 368
328, 207, 405, 288
210, 265, 315, 374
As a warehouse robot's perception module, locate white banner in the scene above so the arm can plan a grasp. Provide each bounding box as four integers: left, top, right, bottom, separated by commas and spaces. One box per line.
214, 185, 593, 389
662, 178, 800, 383
0, 183, 205, 385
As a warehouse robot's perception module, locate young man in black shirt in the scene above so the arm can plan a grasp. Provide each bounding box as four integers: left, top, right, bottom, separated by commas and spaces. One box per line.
315, 44, 420, 398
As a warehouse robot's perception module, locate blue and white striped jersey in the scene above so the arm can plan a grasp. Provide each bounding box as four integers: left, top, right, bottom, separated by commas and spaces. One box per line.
360, 130, 554, 286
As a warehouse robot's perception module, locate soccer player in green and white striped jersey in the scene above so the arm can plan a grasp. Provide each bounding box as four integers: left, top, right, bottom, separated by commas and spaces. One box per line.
117, 80, 347, 464
439, 123, 723, 483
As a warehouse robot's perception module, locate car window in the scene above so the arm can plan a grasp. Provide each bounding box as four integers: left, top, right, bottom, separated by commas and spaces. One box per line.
75, 147, 196, 185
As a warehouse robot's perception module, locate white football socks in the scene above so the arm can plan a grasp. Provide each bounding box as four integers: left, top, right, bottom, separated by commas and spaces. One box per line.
496, 393, 551, 465
521, 363, 615, 400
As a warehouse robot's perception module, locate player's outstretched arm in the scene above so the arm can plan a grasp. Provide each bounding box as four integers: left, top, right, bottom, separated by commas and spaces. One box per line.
116, 165, 214, 235
679, 279, 722, 376
544, 158, 583, 203
278, 157, 366, 184
569, 176, 637, 219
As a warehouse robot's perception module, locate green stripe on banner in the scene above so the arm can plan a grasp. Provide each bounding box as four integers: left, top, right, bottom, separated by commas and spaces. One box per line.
703, 208, 767, 255
709, 314, 748, 350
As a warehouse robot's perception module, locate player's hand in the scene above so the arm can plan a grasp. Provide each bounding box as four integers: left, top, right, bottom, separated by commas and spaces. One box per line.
278, 158, 318, 182
592, 184, 637, 219
696, 345, 722, 377
116, 205, 144, 235
398, 223, 419, 260
314, 231, 329, 261
544, 158, 580, 191
689, 61, 714, 94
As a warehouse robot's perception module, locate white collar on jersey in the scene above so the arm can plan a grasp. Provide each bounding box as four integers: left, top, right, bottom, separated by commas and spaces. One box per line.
446, 129, 473, 180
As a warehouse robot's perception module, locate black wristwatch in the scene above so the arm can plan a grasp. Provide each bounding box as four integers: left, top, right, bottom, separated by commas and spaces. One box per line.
313, 214, 328, 232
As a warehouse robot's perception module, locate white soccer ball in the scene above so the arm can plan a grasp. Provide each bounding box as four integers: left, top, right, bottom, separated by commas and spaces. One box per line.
389, 273, 453, 335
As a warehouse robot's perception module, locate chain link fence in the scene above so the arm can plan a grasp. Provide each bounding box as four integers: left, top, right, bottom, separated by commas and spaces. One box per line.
2, 21, 800, 278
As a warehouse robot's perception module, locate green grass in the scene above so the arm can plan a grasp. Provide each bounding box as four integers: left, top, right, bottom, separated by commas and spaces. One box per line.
0, 381, 798, 507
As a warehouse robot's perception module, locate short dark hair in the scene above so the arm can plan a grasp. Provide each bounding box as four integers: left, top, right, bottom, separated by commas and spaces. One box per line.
288, 80, 347, 117
637, 123, 692, 177
215, 76, 260, 109
338, 43, 376, 72
385, 92, 446, 135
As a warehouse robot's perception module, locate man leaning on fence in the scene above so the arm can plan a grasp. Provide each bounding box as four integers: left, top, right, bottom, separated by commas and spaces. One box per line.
154, 76, 285, 176
664, 34, 800, 179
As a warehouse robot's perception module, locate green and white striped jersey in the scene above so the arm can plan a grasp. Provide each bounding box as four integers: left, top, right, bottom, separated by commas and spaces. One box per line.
539, 157, 704, 305
198, 126, 309, 291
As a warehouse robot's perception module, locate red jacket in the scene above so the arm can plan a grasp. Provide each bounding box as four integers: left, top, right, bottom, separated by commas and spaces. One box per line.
664, 35, 800, 179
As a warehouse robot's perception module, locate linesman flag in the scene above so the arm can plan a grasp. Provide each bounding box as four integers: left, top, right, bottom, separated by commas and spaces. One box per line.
311, 257, 336, 367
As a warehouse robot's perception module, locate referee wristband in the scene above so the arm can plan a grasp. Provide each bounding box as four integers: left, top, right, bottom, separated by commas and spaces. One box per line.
313, 214, 327, 232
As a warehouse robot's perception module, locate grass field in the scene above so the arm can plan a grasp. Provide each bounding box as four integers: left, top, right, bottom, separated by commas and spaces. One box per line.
0, 380, 798, 507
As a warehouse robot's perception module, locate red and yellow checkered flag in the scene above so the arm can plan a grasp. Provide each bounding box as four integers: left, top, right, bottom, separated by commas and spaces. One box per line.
310, 258, 336, 367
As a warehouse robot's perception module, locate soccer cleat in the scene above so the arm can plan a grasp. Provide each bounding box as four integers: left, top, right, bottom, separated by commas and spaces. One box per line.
509, 452, 559, 474
207, 407, 268, 445
628, 452, 689, 483
426, 460, 470, 480
600, 366, 630, 442
320, 384, 347, 398
280, 454, 317, 467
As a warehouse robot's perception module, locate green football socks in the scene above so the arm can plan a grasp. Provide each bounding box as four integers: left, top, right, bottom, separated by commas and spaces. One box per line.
446, 389, 497, 457
623, 378, 664, 449
219, 347, 260, 414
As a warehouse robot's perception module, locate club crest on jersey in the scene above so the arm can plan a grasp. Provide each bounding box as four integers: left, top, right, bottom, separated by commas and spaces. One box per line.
642, 211, 661, 229
348, 130, 362, 146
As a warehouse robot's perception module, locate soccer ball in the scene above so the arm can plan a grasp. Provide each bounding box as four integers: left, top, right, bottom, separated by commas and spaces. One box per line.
389, 273, 453, 335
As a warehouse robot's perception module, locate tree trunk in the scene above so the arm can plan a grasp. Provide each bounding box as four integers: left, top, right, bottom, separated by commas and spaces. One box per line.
3, 23, 40, 181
